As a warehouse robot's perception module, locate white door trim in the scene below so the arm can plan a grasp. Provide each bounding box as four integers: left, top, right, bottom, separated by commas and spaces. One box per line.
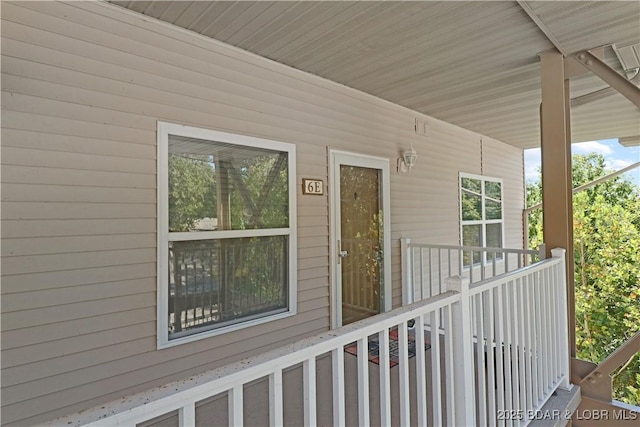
329, 150, 392, 329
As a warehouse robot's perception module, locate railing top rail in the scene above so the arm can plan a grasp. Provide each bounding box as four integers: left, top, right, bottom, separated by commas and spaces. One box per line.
53, 291, 460, 427
467, 255, 564, 296
400, 240, 541, 256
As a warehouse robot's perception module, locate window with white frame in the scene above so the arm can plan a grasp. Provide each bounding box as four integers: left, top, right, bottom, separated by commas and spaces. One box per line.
158, 122, 296, 347
459, 173, 504, 267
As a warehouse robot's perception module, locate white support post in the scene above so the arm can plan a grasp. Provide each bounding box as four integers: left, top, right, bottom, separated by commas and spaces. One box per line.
401, 238, 412, 305
446, 276, 476, 426
228, 386, 244, 427
552, 248, 572, 390
178, 403, 196, 427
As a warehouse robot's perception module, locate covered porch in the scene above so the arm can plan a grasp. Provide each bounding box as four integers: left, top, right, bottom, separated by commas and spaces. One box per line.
2, 1, 639, 425
49, 243, 575, 426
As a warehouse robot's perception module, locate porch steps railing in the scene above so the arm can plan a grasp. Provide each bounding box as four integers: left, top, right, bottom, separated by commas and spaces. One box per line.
48, 250, 569, 427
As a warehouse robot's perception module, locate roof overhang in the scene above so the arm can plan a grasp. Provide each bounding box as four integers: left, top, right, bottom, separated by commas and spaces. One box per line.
110, 1, 640, 149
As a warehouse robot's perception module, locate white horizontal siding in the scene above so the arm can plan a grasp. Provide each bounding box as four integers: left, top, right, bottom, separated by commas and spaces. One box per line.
1, 1, 523, 424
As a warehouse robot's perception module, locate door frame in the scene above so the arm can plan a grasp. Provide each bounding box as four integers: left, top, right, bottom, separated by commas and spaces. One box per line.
329, 150, 392, 329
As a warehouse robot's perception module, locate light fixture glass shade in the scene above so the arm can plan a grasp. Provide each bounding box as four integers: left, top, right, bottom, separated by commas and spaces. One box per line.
403, 146, 418, 169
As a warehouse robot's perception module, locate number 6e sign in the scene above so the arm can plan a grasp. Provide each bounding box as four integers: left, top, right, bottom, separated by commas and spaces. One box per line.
302, 179, 324, 195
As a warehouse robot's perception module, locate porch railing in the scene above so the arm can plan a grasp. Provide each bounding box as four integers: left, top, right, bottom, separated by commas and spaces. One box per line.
462, 248, 571, 426
50, 251, 569, 427
401, 239, 546, 304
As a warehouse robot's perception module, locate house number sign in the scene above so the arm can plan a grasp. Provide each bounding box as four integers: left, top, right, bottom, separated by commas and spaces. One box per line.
302, 179, 324, 195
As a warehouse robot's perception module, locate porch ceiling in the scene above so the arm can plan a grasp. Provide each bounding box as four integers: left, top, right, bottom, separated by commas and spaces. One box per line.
111, 1, 640, 149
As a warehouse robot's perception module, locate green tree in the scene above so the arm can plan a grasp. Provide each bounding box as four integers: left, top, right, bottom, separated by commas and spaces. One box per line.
168, 154, 216, 232
527, 153, 640, 404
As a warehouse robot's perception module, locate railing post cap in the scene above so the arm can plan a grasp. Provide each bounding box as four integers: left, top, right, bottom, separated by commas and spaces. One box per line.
444, 275, 468, 293
551, 248, 566, 258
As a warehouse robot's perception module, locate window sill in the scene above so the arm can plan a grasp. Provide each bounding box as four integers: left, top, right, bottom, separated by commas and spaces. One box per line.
157, 309, 297, 350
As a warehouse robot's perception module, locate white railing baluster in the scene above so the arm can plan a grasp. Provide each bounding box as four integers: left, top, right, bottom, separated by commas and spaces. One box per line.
379, 329, 391, 427
269, 370, 283, 427
229, 386, 243, 427
431, 310, 443, 426
535, 270, 544, 403
549, 268, 560, 387
549, 268, 560, 385
510, 279, 521, 423
502, 284, 513, 427
420, 247, 425, 300
428, 248, 434, 297
475, 293, 487, 425
398, 321, 410, 426
541, 269, 551, 394
303, 357, 316, 427
178, 403, 196, 427
356, 337, 370, 426
444, 305, 456, 425
524, 273, 535, 412
415, 314, 428, 426
438, 249, 443, 294
332, 349, 345, 427
517, 278, 528, 420
493, 253, 497, 277
401, 238, 412, 305
484, 290, 497, 427
494, 287, 506, 427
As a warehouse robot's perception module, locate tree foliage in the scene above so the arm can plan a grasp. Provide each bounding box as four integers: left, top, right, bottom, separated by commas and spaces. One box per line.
168, 155, 216, 232
527, 153, 640, 404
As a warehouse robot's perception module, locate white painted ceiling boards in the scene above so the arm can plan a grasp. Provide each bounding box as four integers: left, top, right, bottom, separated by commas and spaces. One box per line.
111, 1, 640, 149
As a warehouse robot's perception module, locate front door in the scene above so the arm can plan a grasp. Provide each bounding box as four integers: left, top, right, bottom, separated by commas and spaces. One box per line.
330, 151, 391, 327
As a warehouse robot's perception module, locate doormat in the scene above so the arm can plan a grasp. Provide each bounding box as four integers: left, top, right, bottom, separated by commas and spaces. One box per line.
344, 329, 431, 368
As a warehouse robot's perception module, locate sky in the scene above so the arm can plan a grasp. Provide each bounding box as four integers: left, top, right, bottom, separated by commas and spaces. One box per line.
524, 138, 640, 186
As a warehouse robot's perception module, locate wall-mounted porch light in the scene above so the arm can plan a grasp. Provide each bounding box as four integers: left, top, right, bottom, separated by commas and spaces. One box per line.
398, 145, 418, 174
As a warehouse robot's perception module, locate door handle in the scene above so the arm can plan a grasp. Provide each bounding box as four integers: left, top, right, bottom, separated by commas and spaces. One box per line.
337, 240, 348, 264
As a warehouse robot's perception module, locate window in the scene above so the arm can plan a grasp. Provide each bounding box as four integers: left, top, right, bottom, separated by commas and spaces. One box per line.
158, 122, 296, 347
459, 173, 503, 267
